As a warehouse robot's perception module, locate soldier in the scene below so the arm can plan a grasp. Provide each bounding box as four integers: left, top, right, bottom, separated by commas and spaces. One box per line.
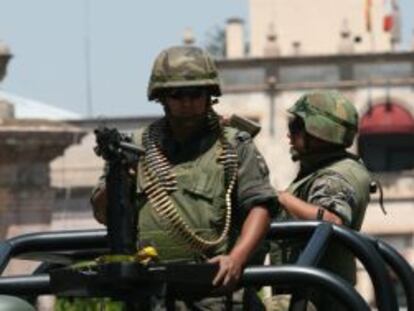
91, 45, 278, 309
271, 90, 372, 311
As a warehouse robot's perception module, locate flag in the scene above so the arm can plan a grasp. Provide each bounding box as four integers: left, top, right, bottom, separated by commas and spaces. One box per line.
383, 14, 393, 31
383, 0, 401, 43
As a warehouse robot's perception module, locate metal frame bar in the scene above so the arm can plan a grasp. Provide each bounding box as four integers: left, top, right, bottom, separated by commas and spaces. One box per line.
268, 221, 399, 311
288, 223, 333, 311
0, 275, 50, 296
365, 235, 414, 311
242, 266, 370, 311
0, 229, 107, 274
0, 267, 370, 311
0, 222, 411, 310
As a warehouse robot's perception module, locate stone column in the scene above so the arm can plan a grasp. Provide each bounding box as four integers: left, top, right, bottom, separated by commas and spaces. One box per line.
0, 120, 85, 275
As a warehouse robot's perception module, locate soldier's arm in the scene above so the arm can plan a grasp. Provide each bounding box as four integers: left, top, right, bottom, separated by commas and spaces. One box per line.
279, 172, 356, 226
278, 190, 343, 225
230, 206, 270, 262
90, 162, 110, 225
209, 131, 277, 288
210, 205, 270, 287
235, 131, 278, 214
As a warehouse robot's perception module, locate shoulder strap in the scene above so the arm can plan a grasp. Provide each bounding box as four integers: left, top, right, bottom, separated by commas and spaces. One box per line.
223, 126, 252, 148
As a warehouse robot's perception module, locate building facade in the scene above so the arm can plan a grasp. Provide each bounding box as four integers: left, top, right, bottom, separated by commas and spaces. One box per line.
249, 0, 396, 57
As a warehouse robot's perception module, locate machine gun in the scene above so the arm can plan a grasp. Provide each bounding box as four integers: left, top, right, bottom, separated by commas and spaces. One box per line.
51, 127, 219, 309
93, 126, 144, 255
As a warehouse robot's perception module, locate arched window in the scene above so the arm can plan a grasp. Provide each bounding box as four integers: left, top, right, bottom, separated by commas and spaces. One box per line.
358, 103, 414, 172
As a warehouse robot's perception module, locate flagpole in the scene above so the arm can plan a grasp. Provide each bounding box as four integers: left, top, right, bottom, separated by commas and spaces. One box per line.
84, 0, 93, 117
370, 30, 375, 52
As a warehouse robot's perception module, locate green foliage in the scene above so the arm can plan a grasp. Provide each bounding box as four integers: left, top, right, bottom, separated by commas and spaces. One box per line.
55, 297, 124, 311
204, 26, 226, 58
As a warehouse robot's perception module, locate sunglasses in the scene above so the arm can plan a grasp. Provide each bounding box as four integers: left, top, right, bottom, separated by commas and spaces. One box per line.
288, 117, 304, 135
166, 88, 206, 100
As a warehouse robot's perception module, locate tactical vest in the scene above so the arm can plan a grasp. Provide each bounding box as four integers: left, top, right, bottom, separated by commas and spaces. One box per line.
273, 157, 371, 284
133, 126, 239, 262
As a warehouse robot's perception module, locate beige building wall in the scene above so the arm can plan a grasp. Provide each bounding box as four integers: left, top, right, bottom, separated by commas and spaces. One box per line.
226, 18, 245, 59
249, 0, 391, 57
50, 133, 104, 188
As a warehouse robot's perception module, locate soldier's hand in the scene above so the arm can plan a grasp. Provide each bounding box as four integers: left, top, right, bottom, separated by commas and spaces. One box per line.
277, 190, 288, 207
91, 185, 108, 224
219, 115, 231, 127
208, 254, 243, 290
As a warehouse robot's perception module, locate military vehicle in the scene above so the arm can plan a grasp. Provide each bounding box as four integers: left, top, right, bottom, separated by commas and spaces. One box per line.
0, 127, 412, 311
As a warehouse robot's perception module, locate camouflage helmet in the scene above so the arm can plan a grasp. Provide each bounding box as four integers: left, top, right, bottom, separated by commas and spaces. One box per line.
147, 46, 221, 101
288, 90, 358, 147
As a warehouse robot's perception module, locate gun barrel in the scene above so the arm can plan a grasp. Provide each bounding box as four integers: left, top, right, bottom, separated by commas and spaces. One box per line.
119, 141, 145, 156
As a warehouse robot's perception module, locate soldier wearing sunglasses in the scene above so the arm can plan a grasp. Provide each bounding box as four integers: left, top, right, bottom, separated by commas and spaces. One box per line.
271, 90, 373, 311
91, 46, 278, 310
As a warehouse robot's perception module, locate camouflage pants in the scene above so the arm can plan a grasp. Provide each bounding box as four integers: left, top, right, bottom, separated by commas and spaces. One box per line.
269, 295, 316, 311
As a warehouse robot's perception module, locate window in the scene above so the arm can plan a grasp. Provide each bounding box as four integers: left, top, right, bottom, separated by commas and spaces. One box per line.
358, 103, 414, 172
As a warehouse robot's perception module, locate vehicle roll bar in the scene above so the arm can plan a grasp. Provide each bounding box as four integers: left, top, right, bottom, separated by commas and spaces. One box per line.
0, 222, 412, 311
0, 266, 370, 311
268, 221, 399, 311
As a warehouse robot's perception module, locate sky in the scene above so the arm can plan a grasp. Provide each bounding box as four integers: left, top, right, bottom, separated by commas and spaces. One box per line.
0, 0, 247, 118
0, 0, 413, 119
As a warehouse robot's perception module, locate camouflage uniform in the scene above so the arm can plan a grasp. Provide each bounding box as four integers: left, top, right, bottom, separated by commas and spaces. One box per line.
88, 46, 277, 311
133, 120, 276, 263
271, 91, 372, 311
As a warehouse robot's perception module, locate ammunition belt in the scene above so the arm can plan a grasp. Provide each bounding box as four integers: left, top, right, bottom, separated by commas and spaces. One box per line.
141, 110, 237, 253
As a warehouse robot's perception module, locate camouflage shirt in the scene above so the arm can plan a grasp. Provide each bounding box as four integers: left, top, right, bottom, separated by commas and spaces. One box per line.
271, 152, 371, 284
233, 131, 278, 213
307, 171, 357, 226
303, 165, 366, 284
